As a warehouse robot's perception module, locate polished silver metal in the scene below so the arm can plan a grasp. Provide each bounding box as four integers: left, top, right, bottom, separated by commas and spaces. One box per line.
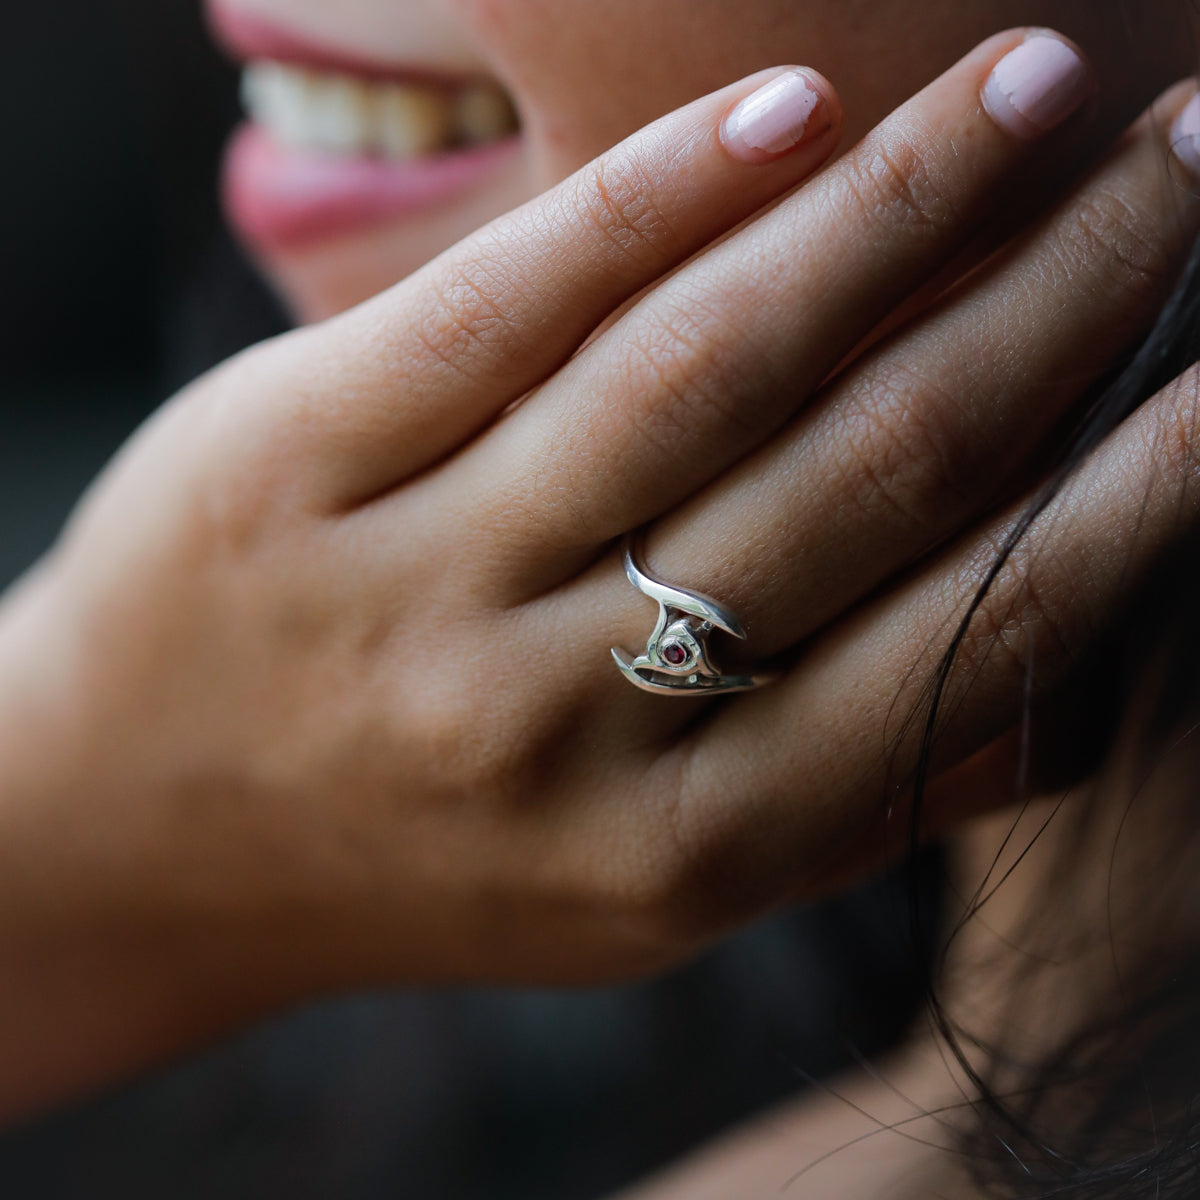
611, 534, 778, 696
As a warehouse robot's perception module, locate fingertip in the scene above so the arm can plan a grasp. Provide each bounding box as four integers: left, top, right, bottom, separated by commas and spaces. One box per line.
1165, 81, 1200, 182
720, 67, 840, 165
980, 30, 1094, 141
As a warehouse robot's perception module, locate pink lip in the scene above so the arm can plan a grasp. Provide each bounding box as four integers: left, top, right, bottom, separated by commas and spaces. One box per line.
207, 2, 523, 252
205, 0, 476, 86
223, 126, 521, 252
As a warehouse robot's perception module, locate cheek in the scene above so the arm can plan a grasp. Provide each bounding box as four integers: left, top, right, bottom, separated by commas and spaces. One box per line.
445, 0, 804, 183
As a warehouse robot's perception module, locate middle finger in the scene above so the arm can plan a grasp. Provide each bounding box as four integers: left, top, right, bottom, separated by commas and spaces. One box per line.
455, 29, 1097, 580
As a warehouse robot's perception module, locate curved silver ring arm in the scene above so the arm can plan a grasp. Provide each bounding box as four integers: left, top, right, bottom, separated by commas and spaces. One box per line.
622, 543, 746, 639
610, 534, 779, 696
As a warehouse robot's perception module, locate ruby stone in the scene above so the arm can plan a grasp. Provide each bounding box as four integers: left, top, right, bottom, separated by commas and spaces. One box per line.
663, 643, 688, 666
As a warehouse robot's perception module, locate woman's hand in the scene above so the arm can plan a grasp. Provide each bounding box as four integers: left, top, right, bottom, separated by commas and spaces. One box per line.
1, 28, 1198, 1114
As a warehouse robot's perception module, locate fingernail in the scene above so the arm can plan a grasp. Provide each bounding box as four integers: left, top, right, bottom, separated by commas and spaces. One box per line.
1171, 92, 1200, 177
982, 35, 1092, 140
722, 69, 825, 163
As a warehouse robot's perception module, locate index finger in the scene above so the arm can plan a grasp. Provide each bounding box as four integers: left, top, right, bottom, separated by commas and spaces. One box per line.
245, 65, 842, 506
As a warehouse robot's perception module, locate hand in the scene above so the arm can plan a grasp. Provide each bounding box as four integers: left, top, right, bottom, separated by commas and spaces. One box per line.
1, 28, 1197, 1113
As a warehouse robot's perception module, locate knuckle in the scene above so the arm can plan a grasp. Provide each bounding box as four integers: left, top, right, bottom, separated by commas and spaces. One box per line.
832, 365, 970, 530
413, 246, 532, 383
955, 540, 1084, 693
394, 641, 588, 805
622, 298, 762, 460
186, 400, 300, 558
605, 767, 768, 950
568, 144, 686, 269
832, 124, 965, 240
197, 469, 285, 561
1055, 190, 1176, 296
400, 680, 530, 799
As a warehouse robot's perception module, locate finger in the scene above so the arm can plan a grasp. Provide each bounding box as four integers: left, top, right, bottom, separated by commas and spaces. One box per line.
462, 29, 1096, 575
634, 79, 1200, 660
251, 67, 842, 506
661, 361, 1200, 921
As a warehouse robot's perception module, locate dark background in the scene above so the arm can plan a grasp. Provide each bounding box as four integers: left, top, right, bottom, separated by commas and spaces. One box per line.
0, 3, 927, 1195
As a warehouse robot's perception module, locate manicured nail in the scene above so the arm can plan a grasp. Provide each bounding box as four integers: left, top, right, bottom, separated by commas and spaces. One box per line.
982, 35, 1092, 140
1171, 92, 1200, 177
722, 69, 825, 163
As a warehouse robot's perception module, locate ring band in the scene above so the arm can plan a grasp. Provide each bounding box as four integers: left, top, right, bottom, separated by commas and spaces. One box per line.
611, 534, 778, 695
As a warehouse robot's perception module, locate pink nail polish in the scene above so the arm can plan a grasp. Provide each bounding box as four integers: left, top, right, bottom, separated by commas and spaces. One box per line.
1171, 93, 1200, 177
722, 70, 824, 162
982, 35, 1091, 140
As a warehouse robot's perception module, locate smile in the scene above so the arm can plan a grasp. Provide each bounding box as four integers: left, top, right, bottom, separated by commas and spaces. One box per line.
239, 63, 518, 161
207, 3, 525, 252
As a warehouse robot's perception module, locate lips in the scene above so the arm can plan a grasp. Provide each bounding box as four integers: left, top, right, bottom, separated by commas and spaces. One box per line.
207, 2, 523, 252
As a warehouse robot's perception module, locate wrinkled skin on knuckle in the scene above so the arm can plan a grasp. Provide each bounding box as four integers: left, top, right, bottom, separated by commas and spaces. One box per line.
952, 539, 1087, 707
1053, 188, 1178, 302
620, 298, 764, 462
410, 244, 537, 385
832, 363, 972, 532
567, 134, 688, 271
832, 121, 965, 245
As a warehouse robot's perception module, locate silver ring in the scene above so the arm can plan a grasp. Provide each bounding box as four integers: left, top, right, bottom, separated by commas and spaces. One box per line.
610, 535, 778, 696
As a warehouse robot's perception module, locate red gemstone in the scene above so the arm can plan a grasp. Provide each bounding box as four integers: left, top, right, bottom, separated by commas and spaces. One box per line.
663, 643, 688, 666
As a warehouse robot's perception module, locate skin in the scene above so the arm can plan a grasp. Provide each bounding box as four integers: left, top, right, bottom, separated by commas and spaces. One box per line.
617, 748, 1200, 1199
0, 1, 1198, 1189
240, 0, 1195, 318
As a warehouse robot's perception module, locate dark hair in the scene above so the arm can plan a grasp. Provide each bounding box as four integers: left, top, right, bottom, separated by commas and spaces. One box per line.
910, 185, 1200, 1194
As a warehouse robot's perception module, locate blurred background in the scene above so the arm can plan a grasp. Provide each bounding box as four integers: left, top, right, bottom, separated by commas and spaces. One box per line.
0, 2, 929, 1195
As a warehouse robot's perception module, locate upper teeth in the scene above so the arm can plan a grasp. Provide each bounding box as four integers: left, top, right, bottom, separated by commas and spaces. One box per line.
240, 61, 518, 159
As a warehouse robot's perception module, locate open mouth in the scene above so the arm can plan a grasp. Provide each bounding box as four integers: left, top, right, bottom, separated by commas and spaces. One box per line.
239, 62, 518, 160
209, 3, 525, 251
